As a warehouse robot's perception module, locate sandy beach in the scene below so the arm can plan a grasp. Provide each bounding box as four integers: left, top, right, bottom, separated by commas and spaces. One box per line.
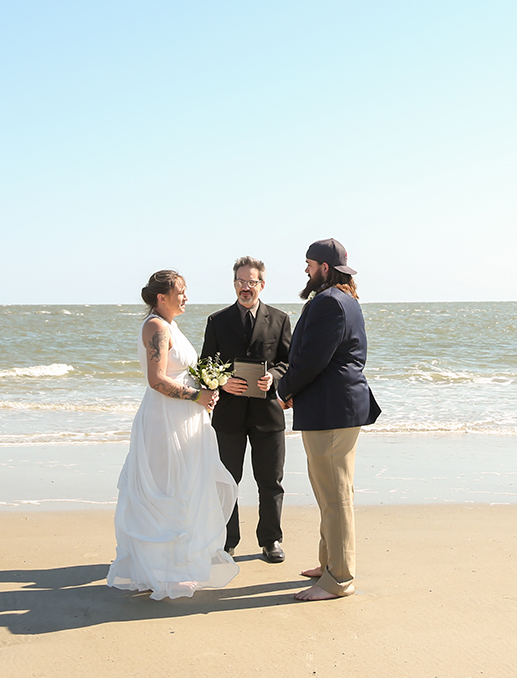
1, 503, 516, 677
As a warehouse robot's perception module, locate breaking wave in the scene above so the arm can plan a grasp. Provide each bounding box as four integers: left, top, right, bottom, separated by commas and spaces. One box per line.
0, 363, 75, 378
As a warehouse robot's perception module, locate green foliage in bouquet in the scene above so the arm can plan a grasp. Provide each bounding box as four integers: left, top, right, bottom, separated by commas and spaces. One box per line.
189, 353, 234, 391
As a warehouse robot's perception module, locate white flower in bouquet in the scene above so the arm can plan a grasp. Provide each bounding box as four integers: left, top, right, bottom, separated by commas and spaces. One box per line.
189, 353, 234, 392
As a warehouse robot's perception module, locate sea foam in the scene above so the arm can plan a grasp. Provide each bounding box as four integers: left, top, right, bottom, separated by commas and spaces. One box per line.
0, 363, 74, 378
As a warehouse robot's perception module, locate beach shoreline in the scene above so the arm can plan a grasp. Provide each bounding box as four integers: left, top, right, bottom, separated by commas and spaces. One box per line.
1, 432, 516, 511
1, 503, 516, 677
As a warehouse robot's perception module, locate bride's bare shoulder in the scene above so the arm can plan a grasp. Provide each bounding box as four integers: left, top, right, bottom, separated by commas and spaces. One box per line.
142, 316, 169, 342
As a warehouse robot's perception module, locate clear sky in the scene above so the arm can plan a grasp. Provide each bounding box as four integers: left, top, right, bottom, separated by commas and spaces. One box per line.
1, 1, 516, 305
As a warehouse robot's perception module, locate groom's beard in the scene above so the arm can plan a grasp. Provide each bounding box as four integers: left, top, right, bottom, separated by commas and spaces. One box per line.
299, 270, 326, 300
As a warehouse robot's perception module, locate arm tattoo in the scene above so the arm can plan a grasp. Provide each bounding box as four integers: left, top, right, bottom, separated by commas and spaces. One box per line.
152, 380, 198, 401
148, 329, 169, 362
148, 327, 200, 400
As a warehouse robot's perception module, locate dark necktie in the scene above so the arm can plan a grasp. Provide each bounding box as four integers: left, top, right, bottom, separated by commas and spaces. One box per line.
244, 310, 253, 344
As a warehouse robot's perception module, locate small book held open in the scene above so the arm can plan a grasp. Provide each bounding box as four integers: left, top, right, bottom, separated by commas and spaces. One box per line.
232, 359, 267, 399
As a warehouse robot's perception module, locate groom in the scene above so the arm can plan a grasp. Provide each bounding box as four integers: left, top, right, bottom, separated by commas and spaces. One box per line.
277, 238, 381, 600
201, 256, 291, 563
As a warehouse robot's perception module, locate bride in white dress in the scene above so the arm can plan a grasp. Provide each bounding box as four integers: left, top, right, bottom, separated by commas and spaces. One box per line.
107, 270, 239, 600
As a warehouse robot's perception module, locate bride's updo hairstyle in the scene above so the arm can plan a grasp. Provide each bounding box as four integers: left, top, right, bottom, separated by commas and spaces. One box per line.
141, 270, 185, 315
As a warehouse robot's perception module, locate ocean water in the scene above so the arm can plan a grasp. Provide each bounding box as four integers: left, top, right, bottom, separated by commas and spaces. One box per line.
1, 301, 516, 447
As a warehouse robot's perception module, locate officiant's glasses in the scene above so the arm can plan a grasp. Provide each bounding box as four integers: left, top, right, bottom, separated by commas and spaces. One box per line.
235, 279, 261, 288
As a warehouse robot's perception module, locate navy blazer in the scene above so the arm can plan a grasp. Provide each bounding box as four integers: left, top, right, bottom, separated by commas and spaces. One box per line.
277, 287, 381, 431
201, 301, 291, 433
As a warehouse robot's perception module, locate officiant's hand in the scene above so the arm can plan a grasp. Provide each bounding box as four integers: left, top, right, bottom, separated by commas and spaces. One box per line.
221, 377, 248, 395
257, 372, 273, 392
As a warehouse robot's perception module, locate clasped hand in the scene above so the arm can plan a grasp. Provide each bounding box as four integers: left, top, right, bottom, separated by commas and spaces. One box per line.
277, 397, 293, 410
197, 388, 219, 411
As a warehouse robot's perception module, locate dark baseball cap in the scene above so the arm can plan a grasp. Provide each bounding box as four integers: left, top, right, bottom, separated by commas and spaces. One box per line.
305, 238, 357, 275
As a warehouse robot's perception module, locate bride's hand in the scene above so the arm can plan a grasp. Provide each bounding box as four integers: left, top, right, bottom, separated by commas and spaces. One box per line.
197, 388, 219, 410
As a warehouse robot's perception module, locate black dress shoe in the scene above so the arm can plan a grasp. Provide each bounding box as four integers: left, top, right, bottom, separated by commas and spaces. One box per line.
262, 541, 285, 563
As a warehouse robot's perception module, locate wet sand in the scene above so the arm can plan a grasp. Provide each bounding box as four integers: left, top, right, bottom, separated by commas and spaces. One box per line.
1, 433, 516, 510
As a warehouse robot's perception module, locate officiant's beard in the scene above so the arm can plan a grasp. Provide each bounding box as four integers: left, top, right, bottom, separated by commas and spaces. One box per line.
299, 269, 326, 300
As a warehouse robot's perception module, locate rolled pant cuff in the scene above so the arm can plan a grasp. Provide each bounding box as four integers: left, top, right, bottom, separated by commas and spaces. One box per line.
318, 567, 354, 597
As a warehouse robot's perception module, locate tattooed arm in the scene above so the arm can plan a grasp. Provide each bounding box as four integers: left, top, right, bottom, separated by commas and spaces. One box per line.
142, 317, 218, 409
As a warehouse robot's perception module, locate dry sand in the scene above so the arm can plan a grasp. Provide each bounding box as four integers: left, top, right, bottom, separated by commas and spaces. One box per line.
1, 504, 516, 677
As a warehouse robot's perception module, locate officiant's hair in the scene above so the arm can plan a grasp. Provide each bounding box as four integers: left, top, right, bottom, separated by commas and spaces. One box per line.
141, 270, 185, 313
233, 256, 266, 281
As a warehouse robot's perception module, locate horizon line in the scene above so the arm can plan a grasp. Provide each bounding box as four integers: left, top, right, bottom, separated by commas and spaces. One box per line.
1, 299, 516, 307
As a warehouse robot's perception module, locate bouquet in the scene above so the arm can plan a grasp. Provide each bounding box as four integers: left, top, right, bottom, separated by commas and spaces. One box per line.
189, 353, 234, 391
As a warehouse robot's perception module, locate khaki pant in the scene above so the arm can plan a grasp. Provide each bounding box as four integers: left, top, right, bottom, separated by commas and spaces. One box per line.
302, 427, 360, 596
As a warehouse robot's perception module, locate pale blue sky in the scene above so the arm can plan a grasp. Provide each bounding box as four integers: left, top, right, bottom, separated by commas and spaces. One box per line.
1, 1, 516, 304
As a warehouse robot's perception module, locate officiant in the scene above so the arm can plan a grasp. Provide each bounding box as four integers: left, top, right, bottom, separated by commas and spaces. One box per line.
201, 256, 291, 563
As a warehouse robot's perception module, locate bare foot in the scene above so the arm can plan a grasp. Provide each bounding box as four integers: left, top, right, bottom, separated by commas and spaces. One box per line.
300, 566, 323, 578
179, 581, 198, 591
294, 584, 340, 601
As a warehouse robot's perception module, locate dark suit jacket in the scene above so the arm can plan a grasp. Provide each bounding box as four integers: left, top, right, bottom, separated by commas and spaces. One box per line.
201, 301, 292, 433
277, 287, 381, 431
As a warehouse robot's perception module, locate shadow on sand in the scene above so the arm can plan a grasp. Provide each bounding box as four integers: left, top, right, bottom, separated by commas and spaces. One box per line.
0, 562, 307, 635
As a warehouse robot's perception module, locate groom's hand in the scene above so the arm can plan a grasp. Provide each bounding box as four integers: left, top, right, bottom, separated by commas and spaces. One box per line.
221, 377, 248, 395
277, 396, 293, 410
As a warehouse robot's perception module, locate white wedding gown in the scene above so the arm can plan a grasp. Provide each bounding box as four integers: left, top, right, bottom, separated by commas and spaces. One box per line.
107, 317, 239, 600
